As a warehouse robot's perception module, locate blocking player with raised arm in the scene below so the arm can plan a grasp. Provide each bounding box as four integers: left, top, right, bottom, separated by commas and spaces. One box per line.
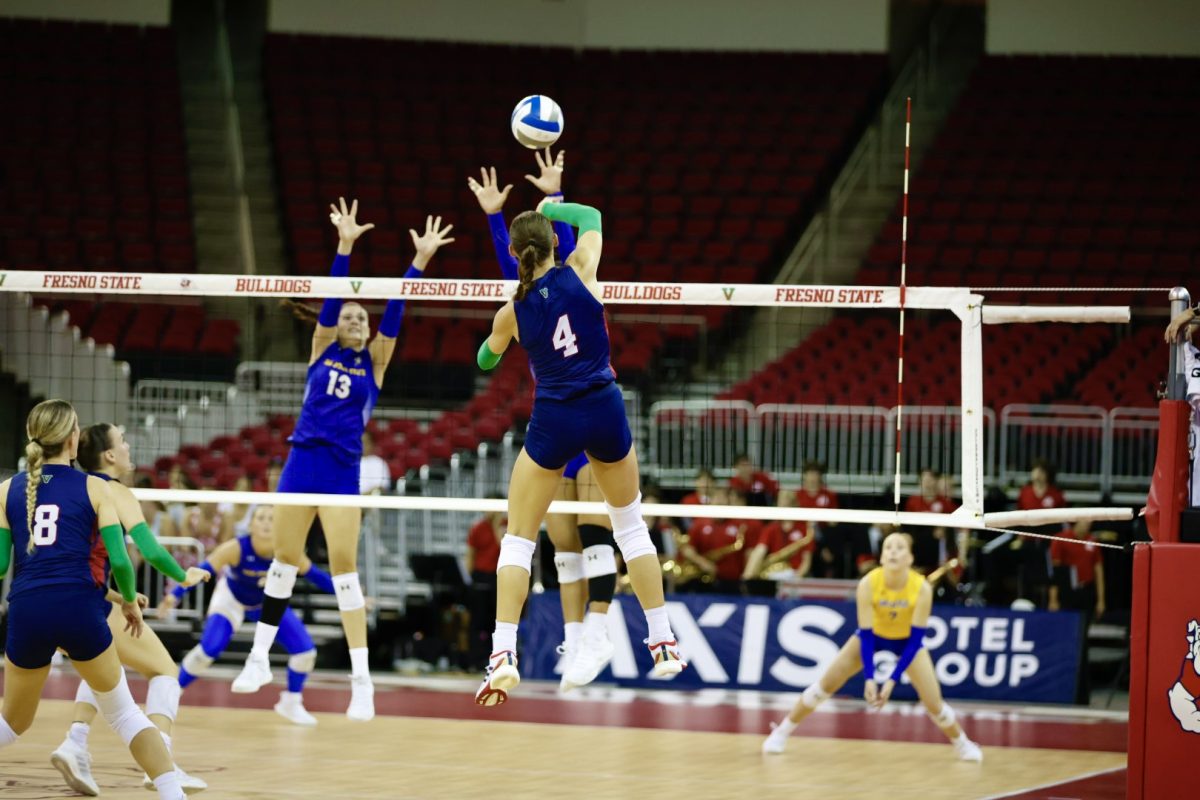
762, 532, 983, 762
468, 149, 620, 689
473, 199, 685, 706
232, 199, 454, 721
49, 423, 211, 796
162, 505, 335, 726
0, 400, 188, 800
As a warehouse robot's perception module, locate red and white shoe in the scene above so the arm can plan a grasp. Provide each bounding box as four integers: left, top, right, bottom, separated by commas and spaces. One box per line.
647, 639, 687, 677
475, 650, 520, 707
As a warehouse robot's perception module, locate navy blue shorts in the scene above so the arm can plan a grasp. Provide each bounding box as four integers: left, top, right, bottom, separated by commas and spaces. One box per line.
5, 587, 113, 669
278, 440, 360, 495
524, 383, 632, 471
563, 452, 589, 480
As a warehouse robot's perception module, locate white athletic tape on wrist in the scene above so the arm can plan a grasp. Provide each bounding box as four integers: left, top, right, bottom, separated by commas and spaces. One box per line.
496, 534, 537, 574
607, 494, 657, 562
93, 670, 156, 746
554, 552, 585, 584
333, 572, 365, 612
582, 544, 618, 578
182, 645, 214, 675
265, 560, 300, 600
929, 703, 956, 728
145, 675, 181, 722
801, 683, 830, 709
288, 649, 317, 674
74, 680, 98, 710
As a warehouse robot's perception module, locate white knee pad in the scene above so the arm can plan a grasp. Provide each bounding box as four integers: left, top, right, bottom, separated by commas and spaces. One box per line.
265, 560, 300, 600
583, 544, 618, 578
93, 670, 156, 746
554, 552, 585, 584
288, 649, 317, 674
801, 683, 831, 710
333, 572, 366, 612
145, 675, 181, 722
74, 680, 98, 710
182, 645, 215, 676
607, 494, 657, 563
496, 534, 537, 574
929, 702, 956, 728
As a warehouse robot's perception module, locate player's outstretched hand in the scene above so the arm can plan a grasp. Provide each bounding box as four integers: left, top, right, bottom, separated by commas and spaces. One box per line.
524, 146, 565, 195
410, 215, 455, 271
872, 678, 896, 709
121, 600, 145, 638
468, 167, 513, 215
863, 679, 879, 706
183, 566, 212, 587
329, 197, 375, 245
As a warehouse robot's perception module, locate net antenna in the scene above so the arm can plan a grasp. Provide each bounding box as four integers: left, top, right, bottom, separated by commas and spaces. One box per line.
893, 96, 912, 515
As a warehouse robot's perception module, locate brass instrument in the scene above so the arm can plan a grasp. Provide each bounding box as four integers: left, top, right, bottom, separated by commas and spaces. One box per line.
758, 529, 816, 578
676, 526, 746, 586
925, 558, 960, 584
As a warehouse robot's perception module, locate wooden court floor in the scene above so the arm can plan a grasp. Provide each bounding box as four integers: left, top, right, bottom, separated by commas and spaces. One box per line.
1, 698, 1124, 799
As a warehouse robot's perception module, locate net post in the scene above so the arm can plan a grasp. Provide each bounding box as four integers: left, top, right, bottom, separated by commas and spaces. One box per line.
1168, 286, 1191, 400
959, 296, 985, 517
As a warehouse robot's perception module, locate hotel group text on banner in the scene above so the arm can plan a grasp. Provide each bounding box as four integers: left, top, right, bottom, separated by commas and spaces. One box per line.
521, 592, 1082, 703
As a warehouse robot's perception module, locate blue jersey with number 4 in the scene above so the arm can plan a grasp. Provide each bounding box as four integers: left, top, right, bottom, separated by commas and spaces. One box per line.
290, 341, 379, 458
514, 266, 616, 402
5, 465, 101, 600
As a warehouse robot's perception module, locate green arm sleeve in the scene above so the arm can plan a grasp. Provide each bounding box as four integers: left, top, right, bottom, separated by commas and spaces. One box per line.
127, 521, 188, 582
540, 202, 602, 235
99, 523, 137, 602
477, 340, 503, 371
0, 527, 11, 575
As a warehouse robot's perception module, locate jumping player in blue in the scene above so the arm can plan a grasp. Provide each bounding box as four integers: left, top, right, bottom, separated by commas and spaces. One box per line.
162, 505, 336, 726
233, 198, 454, 721
0, 400, 187, 800
468, 150, 620, 689
473, 199, 686, 706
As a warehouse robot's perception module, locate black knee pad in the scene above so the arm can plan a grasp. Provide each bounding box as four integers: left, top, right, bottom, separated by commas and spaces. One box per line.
579, 523, 615, 550
580, 524, 617, 603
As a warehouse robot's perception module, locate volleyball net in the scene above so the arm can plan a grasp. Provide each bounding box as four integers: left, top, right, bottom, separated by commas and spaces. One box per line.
0, 270, 1147, 541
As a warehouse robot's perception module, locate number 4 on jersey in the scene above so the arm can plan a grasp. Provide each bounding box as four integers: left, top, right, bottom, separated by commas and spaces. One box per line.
553, 314, 579, 358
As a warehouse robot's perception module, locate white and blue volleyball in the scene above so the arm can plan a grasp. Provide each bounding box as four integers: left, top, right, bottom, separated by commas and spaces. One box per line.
511, 94, 564, 149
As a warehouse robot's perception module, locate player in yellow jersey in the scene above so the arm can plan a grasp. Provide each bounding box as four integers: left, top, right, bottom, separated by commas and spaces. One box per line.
762, 532, 983, 761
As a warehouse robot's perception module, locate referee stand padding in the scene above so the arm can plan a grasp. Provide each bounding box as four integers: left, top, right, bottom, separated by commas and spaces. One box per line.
1127, 399, 1197, 799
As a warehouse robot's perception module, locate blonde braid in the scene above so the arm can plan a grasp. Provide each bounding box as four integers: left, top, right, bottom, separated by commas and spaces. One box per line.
25, 440, 43, 555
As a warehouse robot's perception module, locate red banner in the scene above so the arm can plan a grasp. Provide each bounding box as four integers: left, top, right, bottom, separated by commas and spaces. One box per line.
1128, 543, 1200, 799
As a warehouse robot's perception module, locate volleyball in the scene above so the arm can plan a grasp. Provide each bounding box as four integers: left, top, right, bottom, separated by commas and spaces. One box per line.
511, 94, 564, 149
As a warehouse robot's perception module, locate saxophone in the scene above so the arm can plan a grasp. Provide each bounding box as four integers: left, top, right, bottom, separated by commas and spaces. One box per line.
677, 525, 747, 586
926, 558, 960, 584
758, 526, 816, 578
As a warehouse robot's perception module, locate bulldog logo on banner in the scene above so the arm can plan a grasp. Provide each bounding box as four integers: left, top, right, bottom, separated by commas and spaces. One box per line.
1168, 620, 1200, 734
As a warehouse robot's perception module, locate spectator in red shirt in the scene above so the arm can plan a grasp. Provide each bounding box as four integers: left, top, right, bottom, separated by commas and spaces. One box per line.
466, 507, 505, 577
729, 453, 778, 506
680, 489, 757, 594
743, 489, 815, 581
1017, 460, 1067, 512
1048, 519, 1107, 704
678, 467, 715, 532
466, 495, 506, 665
1010, 459, 1064, 606
905, 468, 956, 572
796, 462, 843, 577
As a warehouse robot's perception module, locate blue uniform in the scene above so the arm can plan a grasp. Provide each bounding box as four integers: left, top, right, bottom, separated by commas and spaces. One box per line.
279, 341, 378, 495
225, 534, 275, 608
515, 266, 631, 470
4, 465, 112, 668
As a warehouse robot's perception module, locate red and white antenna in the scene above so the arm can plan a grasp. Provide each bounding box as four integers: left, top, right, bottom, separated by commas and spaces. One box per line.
894, 97, 912, 512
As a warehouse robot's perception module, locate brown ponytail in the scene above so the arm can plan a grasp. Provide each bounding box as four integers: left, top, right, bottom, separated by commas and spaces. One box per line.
509, 211, 554, 302
281, 299, 320, 325
24, 399, 77, 554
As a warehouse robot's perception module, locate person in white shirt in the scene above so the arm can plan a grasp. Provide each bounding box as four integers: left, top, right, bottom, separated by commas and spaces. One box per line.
359, 431, 391, 495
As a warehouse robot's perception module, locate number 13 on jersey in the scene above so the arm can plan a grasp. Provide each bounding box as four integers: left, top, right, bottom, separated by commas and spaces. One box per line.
553, 314, 579, 358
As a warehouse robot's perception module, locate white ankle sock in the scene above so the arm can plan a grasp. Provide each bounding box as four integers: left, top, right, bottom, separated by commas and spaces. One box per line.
281, 691, 302, 704
349, 647, 370, 679
584, 611, 607, 640
250, 622, 279, 658
644, 605, 673, 644
67, 721, 90, 749
153, 769, 184, 799
0, 715, 18, 748
492, 621, 518, 655
774, 717, 798, 736
564, 622, 583, 649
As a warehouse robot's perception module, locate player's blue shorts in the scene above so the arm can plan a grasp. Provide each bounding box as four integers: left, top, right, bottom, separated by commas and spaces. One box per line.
278, 440, 360, 495
563, 452, 589, 480
5, 586, 112, 668
524, 382, 632, 471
